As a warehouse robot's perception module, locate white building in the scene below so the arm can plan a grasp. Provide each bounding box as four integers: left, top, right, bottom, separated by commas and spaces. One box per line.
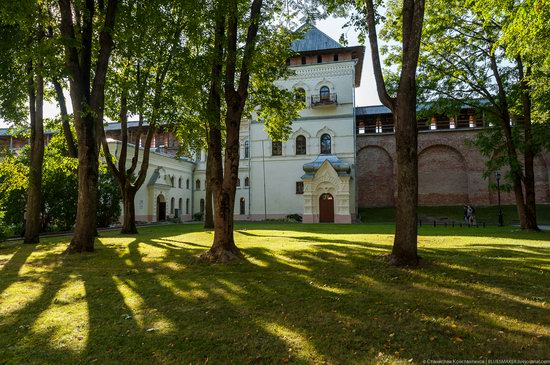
111, 24, 364, 224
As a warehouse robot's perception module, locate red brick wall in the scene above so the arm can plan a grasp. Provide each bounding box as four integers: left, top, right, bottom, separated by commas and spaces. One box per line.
356, 129, 550, 207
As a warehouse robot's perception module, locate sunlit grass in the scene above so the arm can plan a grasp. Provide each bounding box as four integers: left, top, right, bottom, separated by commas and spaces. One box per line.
0, 223, 549, 364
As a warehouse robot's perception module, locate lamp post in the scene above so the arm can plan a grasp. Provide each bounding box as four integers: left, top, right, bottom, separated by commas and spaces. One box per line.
496, 172, 504, 226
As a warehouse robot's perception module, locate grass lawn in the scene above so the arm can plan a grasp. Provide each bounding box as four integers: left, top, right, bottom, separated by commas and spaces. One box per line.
0, 223, 549, 364
360, 204, 550, 225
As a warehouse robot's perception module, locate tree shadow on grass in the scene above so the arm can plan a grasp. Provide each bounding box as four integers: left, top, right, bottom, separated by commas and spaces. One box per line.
1, 227, 549, 364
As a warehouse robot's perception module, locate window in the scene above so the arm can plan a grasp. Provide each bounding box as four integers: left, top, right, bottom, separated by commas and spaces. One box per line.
186, 179, 190, 189
196, 179, 201, 190
301, 56, 306, 65
317, 55, 322, 63
296, 181, 304, 194
240, 198, 246, 215
178, 177, 182, 188
170, 197, 175, 214
296, 135, 306, 155
186, 198, 190, 214
170, 176, 174, 187
244, 140, 249, 158
244, 177, 249, 187
237, 178, 241, 188
333, 54, 339, 61
320, 86, 330, 101
295, 88, 306, 103
200, 199, 205, 214
178, 198, 182, 216
272, 141, 282, 156
320, 134, 331, 154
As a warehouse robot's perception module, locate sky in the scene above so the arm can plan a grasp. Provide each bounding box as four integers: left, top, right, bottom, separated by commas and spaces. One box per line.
0, 17, 381, 128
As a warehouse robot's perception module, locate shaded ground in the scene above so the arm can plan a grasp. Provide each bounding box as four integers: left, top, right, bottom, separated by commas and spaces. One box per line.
0, 223, 549, 364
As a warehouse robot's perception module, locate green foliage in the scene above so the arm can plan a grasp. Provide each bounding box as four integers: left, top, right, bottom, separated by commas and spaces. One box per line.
0, 134, 121, 233
97, 171, 122, 228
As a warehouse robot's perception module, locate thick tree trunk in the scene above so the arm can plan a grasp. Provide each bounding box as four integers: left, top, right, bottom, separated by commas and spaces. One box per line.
67, 114, 99, 253
391, 90, 419, 265
499, 111, 529, 230
204, 140, 215, 229
204, 115, 242, 262
364, 0, 424, 266
518, 62, 539, 231
121, 187, 138, 234
58, 0, 118, 253
24, 66, 44, 244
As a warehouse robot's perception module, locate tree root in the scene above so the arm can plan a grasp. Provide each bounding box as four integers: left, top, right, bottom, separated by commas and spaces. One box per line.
199, 247, 243, 263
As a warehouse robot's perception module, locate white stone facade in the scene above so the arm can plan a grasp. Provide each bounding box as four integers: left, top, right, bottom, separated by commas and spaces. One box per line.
112, 25, 363, 224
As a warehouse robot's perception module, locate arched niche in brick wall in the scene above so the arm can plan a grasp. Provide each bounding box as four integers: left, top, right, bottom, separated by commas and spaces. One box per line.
534, 155, 550, 202
418, 145, 469, 205
357, 145, 394, 207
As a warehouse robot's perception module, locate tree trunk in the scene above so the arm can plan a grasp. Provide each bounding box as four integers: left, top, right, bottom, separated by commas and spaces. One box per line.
391, 88, 419, 265
518, 61, 539, 231
205, 112, 242, 262
499, 110, 529, 230
364, 0, 424, 266
24, 64, 44, 245
58, 0, 118, 253
121, 186, 138, 234
204, 140, 215, 229
67, 114, 99, 253
52, 79, 77, 158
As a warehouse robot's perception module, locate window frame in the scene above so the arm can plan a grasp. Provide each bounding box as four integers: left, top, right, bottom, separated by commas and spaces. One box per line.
296, 135, 306, 155
320, 133, 331, 154
296, 181, 304, 194
272, 141, 282, 156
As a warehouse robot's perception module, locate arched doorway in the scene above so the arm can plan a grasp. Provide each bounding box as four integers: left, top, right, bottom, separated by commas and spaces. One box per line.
319, 193, 334, 223
157, 194, 166, 221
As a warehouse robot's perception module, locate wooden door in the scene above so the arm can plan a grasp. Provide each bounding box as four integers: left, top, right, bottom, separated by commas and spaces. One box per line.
319, 193, 334, 223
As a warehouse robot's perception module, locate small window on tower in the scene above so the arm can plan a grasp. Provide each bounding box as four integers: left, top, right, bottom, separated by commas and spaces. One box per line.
333, 54, 339, 61
301, 56, 306, 65
317, 55, 322, 63
296, 181, 304, 194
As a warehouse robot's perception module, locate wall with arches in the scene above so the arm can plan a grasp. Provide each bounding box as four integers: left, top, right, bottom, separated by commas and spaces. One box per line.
356, 129, 550, 207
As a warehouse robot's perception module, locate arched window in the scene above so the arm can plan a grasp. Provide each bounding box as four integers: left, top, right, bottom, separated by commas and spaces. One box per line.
178, 177, 182, 188
320, 133, 331, 154
320, 86, 330, 101
240, 197, 246, 215
237, 178, 241, 187
170, 197, 175, 214
295, 88, 306, 103
244, 140, 249, 158
200, 199, 205, 214
178, 198, 182, 216
186, 198, 190, 214
296, 135, 306, 155
186, 179, 190, 189
196, 179, 201, 190
244, 177, 249, 187
170, 176, 174, 187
